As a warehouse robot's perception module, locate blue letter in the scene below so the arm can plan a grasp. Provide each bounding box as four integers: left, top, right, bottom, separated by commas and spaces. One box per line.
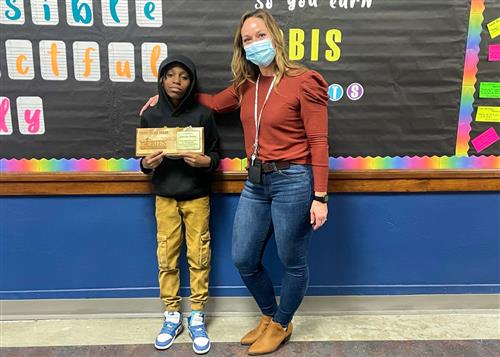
109, 0, 120, 23
43, 0, 51, 21
4, 0, 22, 20
71, 0, 92, 24
144, 1, 155, 20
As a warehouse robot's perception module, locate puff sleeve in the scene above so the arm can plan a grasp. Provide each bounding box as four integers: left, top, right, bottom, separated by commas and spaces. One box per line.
300, 71, 329, 192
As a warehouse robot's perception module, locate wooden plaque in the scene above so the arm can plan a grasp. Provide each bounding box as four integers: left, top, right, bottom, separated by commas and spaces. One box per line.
136, 127, 204, 156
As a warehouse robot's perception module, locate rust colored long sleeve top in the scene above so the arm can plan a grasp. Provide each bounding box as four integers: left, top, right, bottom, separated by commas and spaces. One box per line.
198, 70, 329, 192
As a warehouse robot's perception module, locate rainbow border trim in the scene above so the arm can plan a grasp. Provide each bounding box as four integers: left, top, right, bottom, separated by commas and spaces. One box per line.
1, 155, 498, 172
0, 157, 246, 172
455, 0, 484, 156
1, 0, 498, 173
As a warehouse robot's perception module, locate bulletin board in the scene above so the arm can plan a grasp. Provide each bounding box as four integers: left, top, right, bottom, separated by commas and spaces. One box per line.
0, 0, 499, 172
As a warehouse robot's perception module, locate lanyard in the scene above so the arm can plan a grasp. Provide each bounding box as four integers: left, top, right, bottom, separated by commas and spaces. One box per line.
252, 75, 276, 164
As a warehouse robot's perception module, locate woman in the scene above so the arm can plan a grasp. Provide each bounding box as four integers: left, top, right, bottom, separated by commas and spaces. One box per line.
141, 9, 329, 355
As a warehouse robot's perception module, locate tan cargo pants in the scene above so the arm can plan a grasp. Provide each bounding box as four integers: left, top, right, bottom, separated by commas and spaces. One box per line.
155, 195, 211, 312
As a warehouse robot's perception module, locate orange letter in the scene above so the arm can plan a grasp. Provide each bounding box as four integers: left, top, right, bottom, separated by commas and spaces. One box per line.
83, 47, 95, 77
116, 61, 131, 79
49, 43, 59, 77
16, 55, 29, 75
150, 45, 161, 78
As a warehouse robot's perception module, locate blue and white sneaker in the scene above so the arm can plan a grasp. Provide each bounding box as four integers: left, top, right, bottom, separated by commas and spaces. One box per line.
154, 311, 183, 350
187, 311, 211, 354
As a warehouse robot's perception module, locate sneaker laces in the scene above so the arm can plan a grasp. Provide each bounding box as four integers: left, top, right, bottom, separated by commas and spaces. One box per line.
160, 312, 181, 335
190, 313, 204, 326
165, 311, 180, 324
190, 313, 208, 338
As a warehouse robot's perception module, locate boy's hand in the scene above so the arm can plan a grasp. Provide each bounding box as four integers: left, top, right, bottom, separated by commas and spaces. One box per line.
182, 153, 211, 168
142, 150, 164, 169
139, 95, 159, 116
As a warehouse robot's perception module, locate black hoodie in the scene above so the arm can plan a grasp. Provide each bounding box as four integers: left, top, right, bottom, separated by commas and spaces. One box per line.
140, 55, 220, 201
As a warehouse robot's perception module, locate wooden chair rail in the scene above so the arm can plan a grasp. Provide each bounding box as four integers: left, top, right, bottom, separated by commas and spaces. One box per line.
0, 170, 499, 195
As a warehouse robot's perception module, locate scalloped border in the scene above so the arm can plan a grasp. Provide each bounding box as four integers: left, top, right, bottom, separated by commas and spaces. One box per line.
1, 155, 499, 172
455, 0, 484, 156
2, 0, 497, 173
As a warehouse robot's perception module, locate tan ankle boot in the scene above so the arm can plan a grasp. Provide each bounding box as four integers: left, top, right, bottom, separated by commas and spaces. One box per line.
247, 320, 293, 355
240, 315, 273, 345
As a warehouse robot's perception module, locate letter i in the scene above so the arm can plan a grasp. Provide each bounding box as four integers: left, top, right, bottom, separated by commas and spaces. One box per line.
43, 0, 51, 21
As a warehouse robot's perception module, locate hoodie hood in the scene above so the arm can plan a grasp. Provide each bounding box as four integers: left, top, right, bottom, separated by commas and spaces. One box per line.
157, 55, 198, 117
139, 54, 221, 200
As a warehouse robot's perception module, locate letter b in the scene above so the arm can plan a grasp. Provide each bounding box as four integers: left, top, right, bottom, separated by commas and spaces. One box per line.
66, 0, 93, 26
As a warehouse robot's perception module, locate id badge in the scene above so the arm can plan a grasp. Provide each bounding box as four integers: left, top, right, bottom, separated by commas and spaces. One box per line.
248, 159, 262, 184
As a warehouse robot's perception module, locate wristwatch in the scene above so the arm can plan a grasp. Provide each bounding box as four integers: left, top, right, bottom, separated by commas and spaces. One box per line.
313, 195, 328, 203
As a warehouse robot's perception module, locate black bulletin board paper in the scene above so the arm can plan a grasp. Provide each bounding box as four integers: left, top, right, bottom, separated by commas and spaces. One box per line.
0, 0, 499, 169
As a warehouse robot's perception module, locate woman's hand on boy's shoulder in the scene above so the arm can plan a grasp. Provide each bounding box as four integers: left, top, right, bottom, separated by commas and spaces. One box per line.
182, 153, 211, 168
139, 95, 159, 116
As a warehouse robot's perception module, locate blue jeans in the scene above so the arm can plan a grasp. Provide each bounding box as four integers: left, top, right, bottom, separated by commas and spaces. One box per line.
232, 164, 313, 325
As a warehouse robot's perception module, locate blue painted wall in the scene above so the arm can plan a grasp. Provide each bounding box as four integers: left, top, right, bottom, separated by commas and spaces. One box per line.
1, 193, 499, 299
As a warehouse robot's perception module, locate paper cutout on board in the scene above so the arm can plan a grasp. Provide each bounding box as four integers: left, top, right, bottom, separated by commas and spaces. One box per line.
16, 97, 45, 135
101, 0, 129, 27
488, 44, 500, 61
479, 82, 500, 99
39, 41, 68, 80
135, 0, 162, 27
5, 40, 34, 80
141, 43, 168, 82
0, 0, 25, 25
73, 42, 101, 81
31, 0, 59, 25
108, 42, 135, 82
476, 106, 500, 122
487, 17, 500, 39
471, 127, 500, 153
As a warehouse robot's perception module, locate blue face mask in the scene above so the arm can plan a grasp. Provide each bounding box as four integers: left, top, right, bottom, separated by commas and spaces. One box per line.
244, 39, 276, 67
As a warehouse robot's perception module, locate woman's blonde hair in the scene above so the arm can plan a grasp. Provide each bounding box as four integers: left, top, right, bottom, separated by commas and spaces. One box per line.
231, 9, 306, 101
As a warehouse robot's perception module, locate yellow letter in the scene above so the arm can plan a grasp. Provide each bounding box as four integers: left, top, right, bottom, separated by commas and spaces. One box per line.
288, 28, 305, 60
16, 55, 29, 75
310, 29, 320, 61
83, 47, 95, 77
325, 29, 341, 62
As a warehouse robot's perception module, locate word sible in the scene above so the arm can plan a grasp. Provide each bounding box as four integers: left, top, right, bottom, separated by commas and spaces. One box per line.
0, 96, 44, 135
2, 40, 168, 82
0, 0, 162, 27
254, 0, 373, 11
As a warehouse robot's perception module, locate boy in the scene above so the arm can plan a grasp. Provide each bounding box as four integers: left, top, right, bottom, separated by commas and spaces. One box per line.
140, 55, 220, 354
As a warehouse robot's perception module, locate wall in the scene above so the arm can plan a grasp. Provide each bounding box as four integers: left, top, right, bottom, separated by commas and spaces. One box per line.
1, 192, 499, 299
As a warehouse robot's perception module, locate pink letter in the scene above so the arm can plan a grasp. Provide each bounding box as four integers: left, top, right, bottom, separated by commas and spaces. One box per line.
24, 109, 41, 133
0, 98, 10, 133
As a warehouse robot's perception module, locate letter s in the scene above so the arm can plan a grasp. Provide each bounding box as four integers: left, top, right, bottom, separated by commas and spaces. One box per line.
5, 0, 22, 20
